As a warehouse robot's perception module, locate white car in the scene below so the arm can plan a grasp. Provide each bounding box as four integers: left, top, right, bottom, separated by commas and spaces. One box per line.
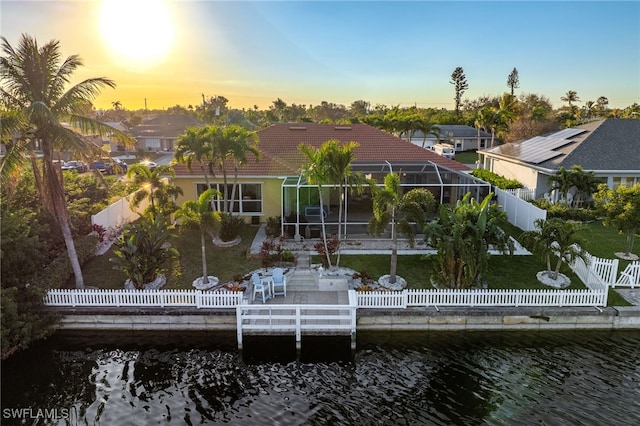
139, 160, 157, 171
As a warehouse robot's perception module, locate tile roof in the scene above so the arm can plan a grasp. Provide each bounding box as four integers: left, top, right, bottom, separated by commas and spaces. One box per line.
173, 123, 470, 177
129, 113, 204, 138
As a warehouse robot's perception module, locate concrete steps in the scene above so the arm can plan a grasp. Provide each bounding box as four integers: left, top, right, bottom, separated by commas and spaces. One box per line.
287, 269, 319, 291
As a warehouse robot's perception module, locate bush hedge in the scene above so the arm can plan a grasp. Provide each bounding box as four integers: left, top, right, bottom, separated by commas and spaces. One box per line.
471, 169, 524, 190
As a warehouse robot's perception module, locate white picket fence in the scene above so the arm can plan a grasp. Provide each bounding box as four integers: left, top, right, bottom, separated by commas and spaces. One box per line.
495, 187, 546, 231
357, 288, 606, 308
504, 188, 536, 201
45, 289, 242, 308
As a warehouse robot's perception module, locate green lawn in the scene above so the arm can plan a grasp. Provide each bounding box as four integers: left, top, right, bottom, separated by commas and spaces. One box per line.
77, 218, 633, 306
576, 220, 639, 271
453, 150, 480, 165
77, 225, 262, 290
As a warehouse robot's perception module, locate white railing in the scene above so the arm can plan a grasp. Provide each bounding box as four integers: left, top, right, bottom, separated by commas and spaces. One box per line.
357, 288, 607, 308
45, 289, 242, 308
235, 290, 358, 349
567, 248, 618, 292
504, 188, 536, 201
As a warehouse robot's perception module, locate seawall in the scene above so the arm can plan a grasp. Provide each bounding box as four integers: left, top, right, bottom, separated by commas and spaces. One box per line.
50, 306, 640, 332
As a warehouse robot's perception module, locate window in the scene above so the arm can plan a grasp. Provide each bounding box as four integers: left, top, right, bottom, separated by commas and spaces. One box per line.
196, 183, 263, 214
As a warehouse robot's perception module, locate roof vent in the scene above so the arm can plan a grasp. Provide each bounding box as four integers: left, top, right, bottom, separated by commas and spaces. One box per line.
289, 126, 306, 130
334, 126, 352, 130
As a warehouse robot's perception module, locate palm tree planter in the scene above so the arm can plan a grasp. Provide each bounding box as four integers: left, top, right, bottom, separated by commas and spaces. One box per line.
175, 188, 223, 290
520, 218, 587, 288
368, 173, 436, 287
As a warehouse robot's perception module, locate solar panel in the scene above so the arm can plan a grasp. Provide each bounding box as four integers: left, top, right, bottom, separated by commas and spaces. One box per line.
551, 128, 587, 139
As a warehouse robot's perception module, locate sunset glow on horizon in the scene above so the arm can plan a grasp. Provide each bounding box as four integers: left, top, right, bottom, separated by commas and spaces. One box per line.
1, 1, 638, 112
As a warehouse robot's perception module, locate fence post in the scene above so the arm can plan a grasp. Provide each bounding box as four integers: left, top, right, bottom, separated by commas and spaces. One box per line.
402, 290, 408, 308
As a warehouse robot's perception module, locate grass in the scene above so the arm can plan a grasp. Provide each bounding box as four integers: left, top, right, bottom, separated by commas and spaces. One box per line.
576, 220, 639, 270
77, 225, 262, 290
78, 217, 633, 306
454, 150, 480, 165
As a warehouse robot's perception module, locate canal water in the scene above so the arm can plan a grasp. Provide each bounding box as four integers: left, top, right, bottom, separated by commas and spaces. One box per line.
1, 330, 639, 425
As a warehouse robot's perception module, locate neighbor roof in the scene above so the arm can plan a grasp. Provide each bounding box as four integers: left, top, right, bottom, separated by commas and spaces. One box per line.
172, 123, 470, 177
483, 119, 640, 171
413, 124, 491, 139
129, 113, 203, 138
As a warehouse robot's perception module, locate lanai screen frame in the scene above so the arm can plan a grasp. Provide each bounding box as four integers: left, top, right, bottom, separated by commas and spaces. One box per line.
280, 160, 490, 240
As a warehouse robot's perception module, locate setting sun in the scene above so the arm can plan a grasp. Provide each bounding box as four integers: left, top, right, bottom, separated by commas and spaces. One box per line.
99, 0, 174, 71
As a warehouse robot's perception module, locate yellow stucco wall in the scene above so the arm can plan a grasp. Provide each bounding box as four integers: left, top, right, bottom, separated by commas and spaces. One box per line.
173, 176, 284, 223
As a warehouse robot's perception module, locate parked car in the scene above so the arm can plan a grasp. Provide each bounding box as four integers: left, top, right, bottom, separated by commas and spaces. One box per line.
61, 160, 88, 173
91, 160, 114, 174
113, 158, 128, 174
139, 160, 157, 171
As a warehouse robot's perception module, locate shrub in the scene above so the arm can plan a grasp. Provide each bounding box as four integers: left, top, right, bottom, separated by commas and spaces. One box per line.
38, 234, 99, 289
265, 216, 282, 238
260, 236, 285, 267
215, 212, 244, 242
92, 223, 107, 243
471, 169, 523, 190
314, 234, 340, 268
532, 199, 597, 222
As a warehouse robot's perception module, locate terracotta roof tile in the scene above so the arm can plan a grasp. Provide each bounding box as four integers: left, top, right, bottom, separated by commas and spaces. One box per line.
173, 123, 469, 177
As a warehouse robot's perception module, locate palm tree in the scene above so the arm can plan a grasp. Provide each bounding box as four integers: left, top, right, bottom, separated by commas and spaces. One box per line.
419, 121, 440, 149
174, 126, 217, 208
368, 173, 435, 285
299, 142, 332, 268
175, 188, 221, 286
126, 163, 183, 220
568, 165, 599, 208
547, 166, 573, 205
520, 218, 587, 281
561, 90, 580, 109
323, 139, 364, 267
0, 34, 133, 288
222, 125, 260, 213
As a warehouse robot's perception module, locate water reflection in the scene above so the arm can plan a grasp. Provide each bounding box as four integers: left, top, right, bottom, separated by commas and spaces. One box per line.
1, 330, 639, 425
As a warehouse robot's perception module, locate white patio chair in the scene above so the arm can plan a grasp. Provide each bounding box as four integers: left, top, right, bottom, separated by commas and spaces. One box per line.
271, 267, 287, 297
614, 261, 640, 288
252, 273, 271, 303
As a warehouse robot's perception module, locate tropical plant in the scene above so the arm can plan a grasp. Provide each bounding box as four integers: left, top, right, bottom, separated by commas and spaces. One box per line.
126, 163, 183, 220
299, 142, 332, 267
561, 90, 580, 108
425, 192, 513, 289
0, 34, 133, 288
368, 173, 436, 284
175, 188, 221, 286
110, 216, 178, 289
214, 211, 245, 242
546, 166, 573, 205
314, 234, 341, 269
520, 218, 587, 281
174, 126, 216, 192
322, 139, 365, 266
568, 165, 600, 208
593, 183, 640, 257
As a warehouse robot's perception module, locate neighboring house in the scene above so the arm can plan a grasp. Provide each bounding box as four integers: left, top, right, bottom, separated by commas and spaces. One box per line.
404, 125, 492, 152
104, 121, 130, 152
479, 119, 640, 199
129, 113, 203, 152
172, 123, 489, 239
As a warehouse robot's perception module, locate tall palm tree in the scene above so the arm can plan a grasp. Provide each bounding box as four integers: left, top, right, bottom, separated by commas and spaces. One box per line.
368, 173, 435, 285
175, 188, 221, 286
222, 125, 260, 213
299, 142, 332, 268
126, 163, 183, 220
561, 90, 580, 109
568, 165, 599, 208
1, 34, 133, 288
175, 126, 216, 206
323, 139, 364, 267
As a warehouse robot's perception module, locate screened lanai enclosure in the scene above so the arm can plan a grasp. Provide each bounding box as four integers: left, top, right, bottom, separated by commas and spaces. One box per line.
281, 160, 490, 240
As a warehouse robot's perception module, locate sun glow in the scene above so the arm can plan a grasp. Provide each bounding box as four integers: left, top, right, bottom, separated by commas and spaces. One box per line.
99, 0, 174, 71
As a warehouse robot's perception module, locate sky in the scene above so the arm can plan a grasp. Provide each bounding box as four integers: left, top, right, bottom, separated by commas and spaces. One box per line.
1, 0, 639, 111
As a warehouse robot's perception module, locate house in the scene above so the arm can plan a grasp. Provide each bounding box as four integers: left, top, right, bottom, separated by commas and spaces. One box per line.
104, 121, 130, 152
172, 123, 490, 239
404, 124, 492, 152
479, 119, 640, 199
129, 113, 203, 152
